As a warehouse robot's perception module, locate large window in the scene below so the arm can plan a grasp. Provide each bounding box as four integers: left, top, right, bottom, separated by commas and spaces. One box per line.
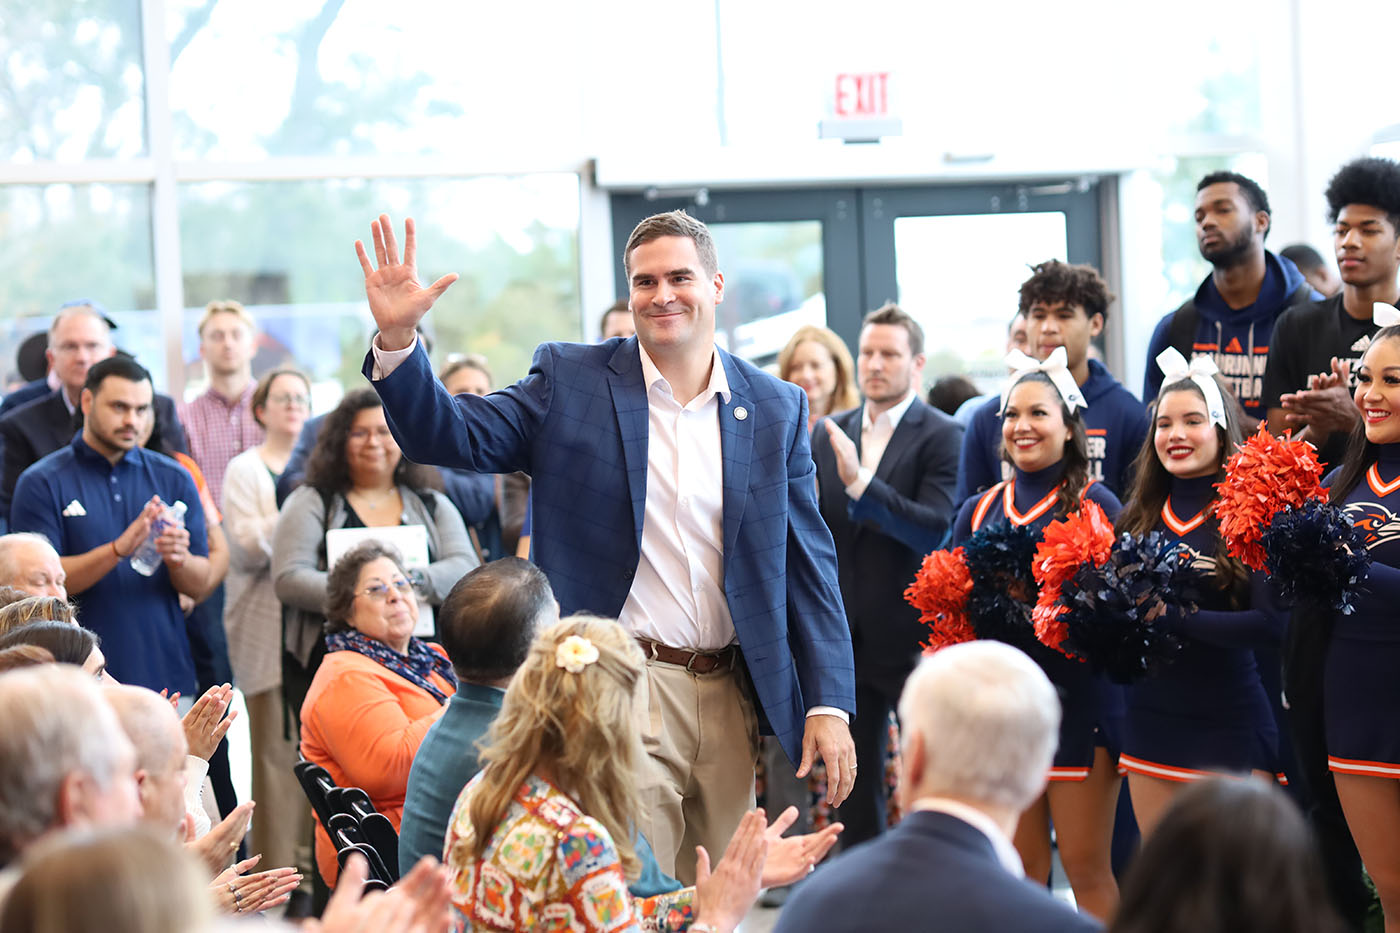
0, 0, 147, 162
176, 175, 580, 400
0, 184, 155, 386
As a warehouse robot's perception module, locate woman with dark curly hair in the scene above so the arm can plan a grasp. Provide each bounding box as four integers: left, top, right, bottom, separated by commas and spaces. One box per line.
272, 388, 476, 717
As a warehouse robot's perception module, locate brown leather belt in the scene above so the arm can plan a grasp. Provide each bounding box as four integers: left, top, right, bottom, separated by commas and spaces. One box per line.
635, 637, 738, 674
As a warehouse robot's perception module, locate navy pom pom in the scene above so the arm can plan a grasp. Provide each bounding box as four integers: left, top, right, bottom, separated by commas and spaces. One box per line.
1261, 500, 1371, 614
962, 523, 1039, 653
1058, 533, 1194, 684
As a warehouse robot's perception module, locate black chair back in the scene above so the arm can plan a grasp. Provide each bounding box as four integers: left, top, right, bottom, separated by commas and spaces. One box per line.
360, 812, 400, 881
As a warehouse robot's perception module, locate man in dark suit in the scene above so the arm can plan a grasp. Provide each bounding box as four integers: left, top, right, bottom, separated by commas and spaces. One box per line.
810, 303, 961, 846
0, 303, 185, 521
357, 211, 856, 882
775, 641, 1102, 933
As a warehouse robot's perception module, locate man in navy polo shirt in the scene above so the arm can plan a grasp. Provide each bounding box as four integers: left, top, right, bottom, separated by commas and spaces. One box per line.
9, 356, 210, 696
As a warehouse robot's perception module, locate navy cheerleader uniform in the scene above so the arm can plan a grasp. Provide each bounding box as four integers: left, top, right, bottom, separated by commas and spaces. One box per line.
1327, 444, 1400, 779
1119, 474, 1281, 782
952, 462, 1124, 781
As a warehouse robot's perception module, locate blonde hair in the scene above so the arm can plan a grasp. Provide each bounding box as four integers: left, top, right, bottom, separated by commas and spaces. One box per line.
0, 825, 211, 933
777, 325, 860, 417
196, 299, 256, 338
460, 615, 646, 876
0, 596, 76, 635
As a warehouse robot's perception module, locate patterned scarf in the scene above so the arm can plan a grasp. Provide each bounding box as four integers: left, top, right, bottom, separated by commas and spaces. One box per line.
325, 629, 457, 704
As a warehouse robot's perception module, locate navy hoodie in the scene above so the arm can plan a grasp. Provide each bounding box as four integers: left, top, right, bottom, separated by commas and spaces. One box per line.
954, 359, 1149, 506
1142, 251, 1318, 418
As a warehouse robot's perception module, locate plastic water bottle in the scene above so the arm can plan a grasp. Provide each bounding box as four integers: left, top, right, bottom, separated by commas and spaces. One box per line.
129, 500, 188, 576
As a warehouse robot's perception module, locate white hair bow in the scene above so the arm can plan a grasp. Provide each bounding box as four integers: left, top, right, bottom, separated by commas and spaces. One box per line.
1001, 346, 1087, 415
1155, 347, 1226, 428
1373, 302, 1400, 327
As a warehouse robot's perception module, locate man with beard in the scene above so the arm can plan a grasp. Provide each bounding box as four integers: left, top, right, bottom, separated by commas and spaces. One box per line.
1142, 172, 1319, 429
811, 303, 960, 847
8, 356, 210, 698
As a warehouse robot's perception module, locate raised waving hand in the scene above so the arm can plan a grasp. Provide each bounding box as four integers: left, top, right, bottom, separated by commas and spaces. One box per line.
355, 214, 459, 351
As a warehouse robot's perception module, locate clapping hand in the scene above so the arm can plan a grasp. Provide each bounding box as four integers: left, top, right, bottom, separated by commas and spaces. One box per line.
186, 800, 254, 875
759, 806, 843, 887
1280, 357, 1358, 438
355, 214, 458, 352
304, 854, 454, 933
182, 683, 236, 761
210, 854, 302, 915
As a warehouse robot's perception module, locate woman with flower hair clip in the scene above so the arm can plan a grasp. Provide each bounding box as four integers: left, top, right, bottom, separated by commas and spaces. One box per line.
444, 615, 772, 932
950, 348, 1123, 921
1114, 349, 1284, 838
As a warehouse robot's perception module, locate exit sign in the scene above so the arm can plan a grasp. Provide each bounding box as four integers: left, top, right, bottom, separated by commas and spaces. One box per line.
819, 71, 902, 143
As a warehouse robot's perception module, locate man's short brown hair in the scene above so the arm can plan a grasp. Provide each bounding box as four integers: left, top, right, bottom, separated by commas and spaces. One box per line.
861, 302, 924, 357
622, 210, 718, 278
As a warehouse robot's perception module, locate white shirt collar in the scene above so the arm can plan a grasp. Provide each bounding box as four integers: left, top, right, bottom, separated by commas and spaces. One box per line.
862, 389, 918, 432
637, 343, 732, 408
908, 796, 1025, 878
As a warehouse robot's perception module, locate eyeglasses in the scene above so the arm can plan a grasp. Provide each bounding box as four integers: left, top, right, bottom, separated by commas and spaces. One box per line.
267, 393, 309, 407
53, 340, 108, 356
357, 578, 412, 601
348, 427, 393, 443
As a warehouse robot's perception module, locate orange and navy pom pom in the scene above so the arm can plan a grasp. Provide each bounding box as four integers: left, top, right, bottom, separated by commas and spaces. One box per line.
1215, 426, 1326, 570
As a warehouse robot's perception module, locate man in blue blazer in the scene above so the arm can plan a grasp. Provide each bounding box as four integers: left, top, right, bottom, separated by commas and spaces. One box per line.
775, 641, 1103, 933
356, 211, 856, 882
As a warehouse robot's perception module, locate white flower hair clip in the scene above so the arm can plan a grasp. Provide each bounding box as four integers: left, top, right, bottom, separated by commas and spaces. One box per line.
555, 635, 600, 674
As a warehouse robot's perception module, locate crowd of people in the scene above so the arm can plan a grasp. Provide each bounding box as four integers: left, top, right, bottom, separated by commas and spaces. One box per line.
0, 152, 1397, 933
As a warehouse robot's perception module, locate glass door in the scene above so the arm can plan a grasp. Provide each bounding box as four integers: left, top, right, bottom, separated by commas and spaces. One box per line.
610, 190, 861, 366
611, 179, 1106, 372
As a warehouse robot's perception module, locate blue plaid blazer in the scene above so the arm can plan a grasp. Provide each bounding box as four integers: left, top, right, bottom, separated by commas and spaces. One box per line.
364, 337, 855, 763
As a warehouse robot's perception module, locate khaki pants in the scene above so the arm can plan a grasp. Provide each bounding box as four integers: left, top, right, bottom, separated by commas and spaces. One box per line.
246, 688, 313, 876
633, 659, 759, 885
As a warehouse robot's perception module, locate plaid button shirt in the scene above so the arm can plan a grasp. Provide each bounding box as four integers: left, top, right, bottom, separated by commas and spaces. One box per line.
178, 382, 263, 506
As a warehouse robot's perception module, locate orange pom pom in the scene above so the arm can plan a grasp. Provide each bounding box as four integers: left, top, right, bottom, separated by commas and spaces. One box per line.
1215, 426, 1326, 571
905, 548, 977, 653
1033, 602, 1071, 654
1031, 499, 1115, 656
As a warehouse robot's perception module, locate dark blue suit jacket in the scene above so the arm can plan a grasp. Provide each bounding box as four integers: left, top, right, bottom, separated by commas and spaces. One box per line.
775, 810, 1102, 933
811, 400, 961, 687
364, 338, 855, 763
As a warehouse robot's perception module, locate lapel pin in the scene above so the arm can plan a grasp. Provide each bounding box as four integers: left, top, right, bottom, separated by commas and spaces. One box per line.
733, 406, 748, 421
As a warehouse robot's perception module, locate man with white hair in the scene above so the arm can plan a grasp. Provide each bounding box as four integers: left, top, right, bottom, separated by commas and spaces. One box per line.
105, 685, 194, 834
775, 641, 1102, 933
0, 666, 141, 869
0, 532, 67, 598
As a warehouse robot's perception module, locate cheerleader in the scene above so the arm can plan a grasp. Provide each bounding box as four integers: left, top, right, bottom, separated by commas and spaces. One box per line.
1323, 322, 1400, 932
1114, 349, 1282, 837
952, 348, 1122, 920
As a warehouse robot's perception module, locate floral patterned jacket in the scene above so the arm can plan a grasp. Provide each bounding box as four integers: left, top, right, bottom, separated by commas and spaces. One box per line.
445, 773, 695, 932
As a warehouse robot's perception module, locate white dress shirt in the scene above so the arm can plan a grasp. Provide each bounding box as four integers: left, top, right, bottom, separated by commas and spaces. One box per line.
621, 344, 734, 651
908, 796, 1025, 877
372, 337, 845, 719
844, 389, 918, 500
